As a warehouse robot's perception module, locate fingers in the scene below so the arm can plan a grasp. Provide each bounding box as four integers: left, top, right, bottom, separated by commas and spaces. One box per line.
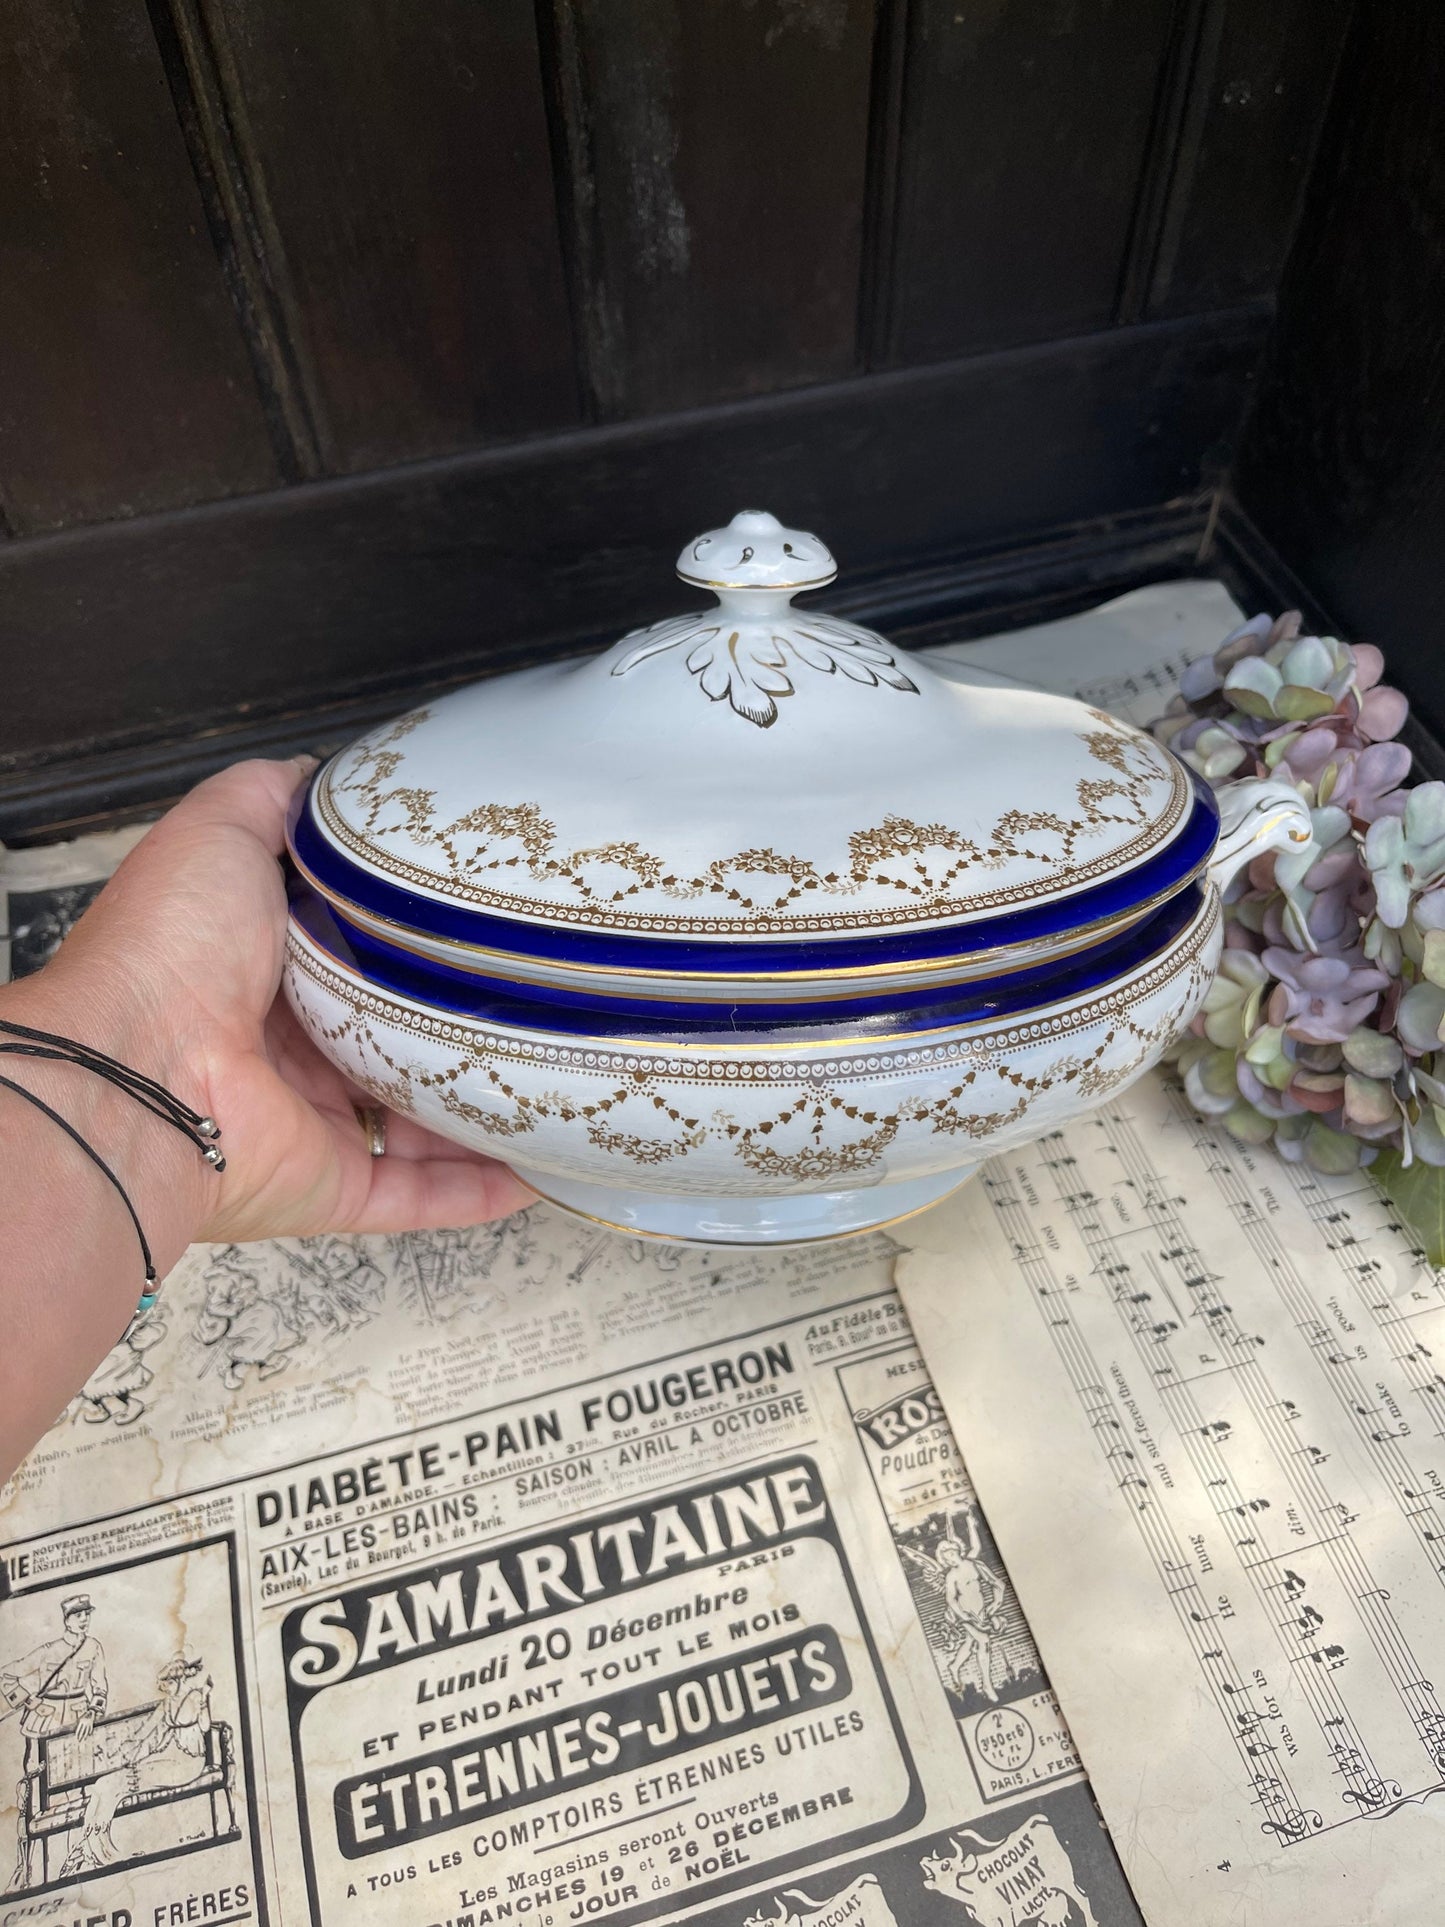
347, 1153, 537, 1236
355, 1108, 529, 1168
171, 755, 320, 858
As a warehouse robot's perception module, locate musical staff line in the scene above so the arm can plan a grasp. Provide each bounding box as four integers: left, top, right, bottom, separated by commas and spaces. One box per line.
979, 1162, 1322, 1842
1050, 1126, 1395, 1812
979, 1092, 1445, 1844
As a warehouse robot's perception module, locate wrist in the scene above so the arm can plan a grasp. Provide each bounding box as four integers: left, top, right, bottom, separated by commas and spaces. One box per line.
0, 957, 213, 1288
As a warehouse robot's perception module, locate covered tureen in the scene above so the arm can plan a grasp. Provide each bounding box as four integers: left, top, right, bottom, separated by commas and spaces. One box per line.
284, 511, 1309, 1243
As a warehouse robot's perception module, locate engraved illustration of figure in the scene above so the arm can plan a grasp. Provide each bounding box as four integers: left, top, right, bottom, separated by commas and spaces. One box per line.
281, 1237, 385, 1334
57, 1655, 213, 1876
904, 1512, 1012, 1703
195, 1246, 302, 1389
68, 1313, 168, 1427
2, 1596, 107, 1884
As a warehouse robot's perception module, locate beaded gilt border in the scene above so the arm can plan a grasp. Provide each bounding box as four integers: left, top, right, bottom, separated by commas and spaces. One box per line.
313, 706, 1191, 938
286, 896, 1216, 1181
285, 891, 1218, 1084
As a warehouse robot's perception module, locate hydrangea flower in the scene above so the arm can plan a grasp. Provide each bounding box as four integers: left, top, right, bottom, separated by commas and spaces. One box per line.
1151, 615, 1445, 1180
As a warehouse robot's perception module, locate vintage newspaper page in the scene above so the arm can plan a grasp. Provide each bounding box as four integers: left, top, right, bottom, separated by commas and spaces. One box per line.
899, 1075, 1445, 1926
0, 579, 1245, 1923
1, 1214, 1138, 1926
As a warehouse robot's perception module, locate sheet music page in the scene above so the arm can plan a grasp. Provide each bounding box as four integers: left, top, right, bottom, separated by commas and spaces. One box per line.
924, 578, 1243, 724
897, 1074, 1445, 1926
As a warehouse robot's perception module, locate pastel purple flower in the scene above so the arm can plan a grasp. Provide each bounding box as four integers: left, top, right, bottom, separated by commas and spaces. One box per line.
1263, 947, 1390, 1043
1330, 742, 1412, 822
1357, 683, 1409, 742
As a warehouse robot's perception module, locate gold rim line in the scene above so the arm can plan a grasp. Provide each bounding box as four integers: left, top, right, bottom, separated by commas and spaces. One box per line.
517, 1168, 977, 1248
289, 833, 1204, 996
286, 888, 1218, 1055
674, 572, 838, 593
311, 733, 1193, 937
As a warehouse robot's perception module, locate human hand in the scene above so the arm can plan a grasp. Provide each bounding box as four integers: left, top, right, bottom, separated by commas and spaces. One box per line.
15, 757, 534, 1247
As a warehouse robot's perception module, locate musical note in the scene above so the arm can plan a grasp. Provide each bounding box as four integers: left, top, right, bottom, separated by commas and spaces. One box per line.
1308, 1643, 1347, 1671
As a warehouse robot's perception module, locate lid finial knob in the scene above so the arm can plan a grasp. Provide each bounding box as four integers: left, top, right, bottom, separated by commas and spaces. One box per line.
676, 509, 837, 593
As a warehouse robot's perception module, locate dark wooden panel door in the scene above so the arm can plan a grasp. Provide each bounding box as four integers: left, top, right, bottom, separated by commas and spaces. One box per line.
0, 0, 280, 533
195, 0, 582, 473
549, 0, 877, 416
881, 0, 1175, 366
0, 0, 1353, 830
1236, 8, 1445, 745
1144, 0, 1353, 318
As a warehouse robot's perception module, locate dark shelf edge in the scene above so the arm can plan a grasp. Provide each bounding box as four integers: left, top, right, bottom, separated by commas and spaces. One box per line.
1, 500, 1212, 843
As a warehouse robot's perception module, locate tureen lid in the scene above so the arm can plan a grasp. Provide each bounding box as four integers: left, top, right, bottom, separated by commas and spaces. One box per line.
297, 511, 1205, 956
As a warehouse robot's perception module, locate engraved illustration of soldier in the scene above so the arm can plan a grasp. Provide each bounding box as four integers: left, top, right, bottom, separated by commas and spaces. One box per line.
1, 1595, 107, 1883
900, 1509, 1033, 1706
66, 1312, 169, 1427
194, 1245, 303, 1388
57, 1655, 215, 1877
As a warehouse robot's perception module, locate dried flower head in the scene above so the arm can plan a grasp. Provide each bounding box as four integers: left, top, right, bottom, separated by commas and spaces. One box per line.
1155, 617, 1445, 1172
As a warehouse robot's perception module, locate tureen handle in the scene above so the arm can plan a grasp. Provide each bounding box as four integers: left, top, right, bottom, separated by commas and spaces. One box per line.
1205, 776, 1313, 893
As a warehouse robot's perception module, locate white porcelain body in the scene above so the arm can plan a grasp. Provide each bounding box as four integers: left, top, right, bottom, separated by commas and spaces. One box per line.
284, 885, 1223, 1243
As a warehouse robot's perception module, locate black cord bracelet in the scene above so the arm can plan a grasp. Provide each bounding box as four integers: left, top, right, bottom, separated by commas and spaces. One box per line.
0, 1072, 161, 1307
0, 1018, 225, 1315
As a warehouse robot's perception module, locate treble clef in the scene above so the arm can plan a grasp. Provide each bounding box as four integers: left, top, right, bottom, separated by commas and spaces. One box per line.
1343, 1779, 1403, 1809
1260, 1808, 1323, 1842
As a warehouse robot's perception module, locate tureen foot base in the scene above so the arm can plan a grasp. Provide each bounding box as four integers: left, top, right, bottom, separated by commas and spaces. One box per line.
512, 1164, 979, 1248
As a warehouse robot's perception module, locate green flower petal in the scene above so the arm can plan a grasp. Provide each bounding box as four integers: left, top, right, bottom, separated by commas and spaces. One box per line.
1342, 1027, 1403, 1078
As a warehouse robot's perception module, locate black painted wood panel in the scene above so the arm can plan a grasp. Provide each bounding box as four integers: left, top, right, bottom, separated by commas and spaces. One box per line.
0, 0, 280, 533
1145, 0, 1352, 318
197, 0, 581, 472
0, 306, 1267, 785
882, 0, 1174, 367
547, 0, 876, 416
1235, 8, 1445, 746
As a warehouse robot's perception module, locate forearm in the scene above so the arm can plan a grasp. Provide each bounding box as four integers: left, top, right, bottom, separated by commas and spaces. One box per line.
0, 955, 208, 1478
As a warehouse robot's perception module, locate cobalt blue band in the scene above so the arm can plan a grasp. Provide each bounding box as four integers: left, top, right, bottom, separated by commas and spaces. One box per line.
289, 768, 1219, 978
292, 879, 1207, 1037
